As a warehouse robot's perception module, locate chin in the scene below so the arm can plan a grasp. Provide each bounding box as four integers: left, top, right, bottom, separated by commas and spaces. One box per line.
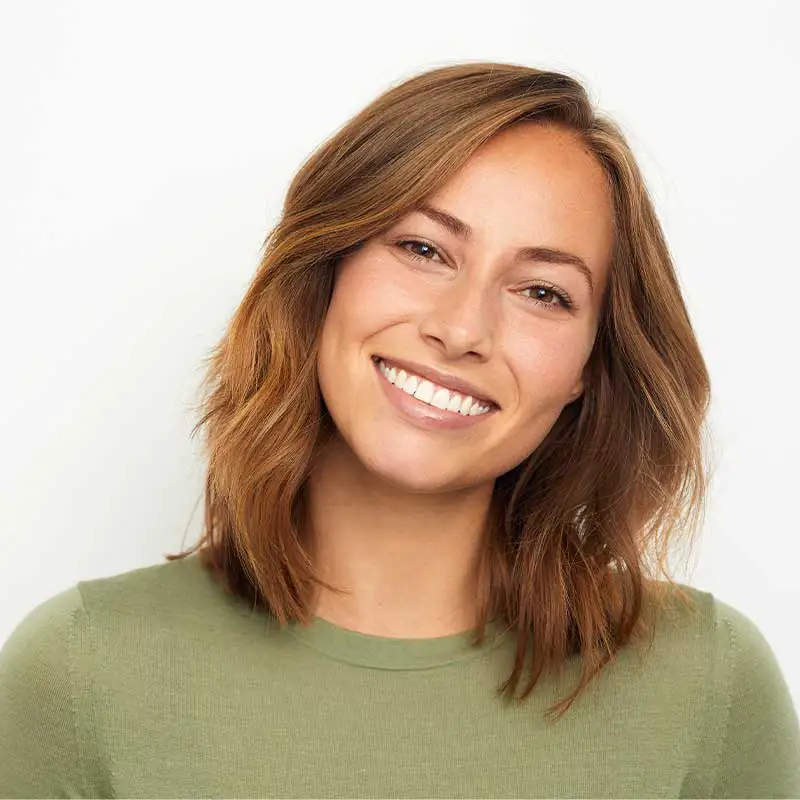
353, 440, 486, 495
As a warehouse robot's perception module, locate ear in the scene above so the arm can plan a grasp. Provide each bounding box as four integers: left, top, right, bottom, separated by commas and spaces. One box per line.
570, 348, 599, 401
568, 379, 584, 401
568, 367, 588, 401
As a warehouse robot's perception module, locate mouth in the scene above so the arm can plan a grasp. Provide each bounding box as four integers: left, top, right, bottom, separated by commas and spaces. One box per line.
371, 354, 500, 416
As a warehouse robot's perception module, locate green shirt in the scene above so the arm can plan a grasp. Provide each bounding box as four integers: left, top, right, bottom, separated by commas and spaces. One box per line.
1, 553, 798, 798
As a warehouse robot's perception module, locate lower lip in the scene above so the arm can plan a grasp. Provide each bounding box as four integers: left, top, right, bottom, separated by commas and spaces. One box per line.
372, 357, 498, 431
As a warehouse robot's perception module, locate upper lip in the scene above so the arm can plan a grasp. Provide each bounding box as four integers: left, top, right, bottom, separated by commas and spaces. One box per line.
373, 354, 500, 409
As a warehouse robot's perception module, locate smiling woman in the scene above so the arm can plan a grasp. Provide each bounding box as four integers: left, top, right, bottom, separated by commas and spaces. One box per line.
1, 61, 798, 798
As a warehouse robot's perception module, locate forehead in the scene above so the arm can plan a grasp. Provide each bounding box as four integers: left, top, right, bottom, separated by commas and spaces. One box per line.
422, 122, 614, 286
446, 122, 610, 206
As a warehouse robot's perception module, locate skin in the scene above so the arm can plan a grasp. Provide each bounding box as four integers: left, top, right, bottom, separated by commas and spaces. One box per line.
304, 121, 614, 638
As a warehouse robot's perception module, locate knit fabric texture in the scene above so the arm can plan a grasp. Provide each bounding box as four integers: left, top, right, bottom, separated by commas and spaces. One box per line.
1, 553, 798, 798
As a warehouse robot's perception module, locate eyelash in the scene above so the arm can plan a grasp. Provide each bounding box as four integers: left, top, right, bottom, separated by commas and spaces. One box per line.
394, 239, 575, 312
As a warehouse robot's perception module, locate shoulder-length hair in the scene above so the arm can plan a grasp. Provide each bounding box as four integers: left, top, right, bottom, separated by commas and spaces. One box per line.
167, 61, 712, 721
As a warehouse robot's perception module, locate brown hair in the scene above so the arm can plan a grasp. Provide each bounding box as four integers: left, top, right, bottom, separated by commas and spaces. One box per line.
166, 61, 713, 720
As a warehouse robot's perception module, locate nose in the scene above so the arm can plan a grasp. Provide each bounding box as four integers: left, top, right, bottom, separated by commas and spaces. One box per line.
418, 273, 495, 360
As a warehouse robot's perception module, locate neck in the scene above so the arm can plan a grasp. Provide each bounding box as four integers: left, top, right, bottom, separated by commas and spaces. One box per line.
300, 433, 495, 638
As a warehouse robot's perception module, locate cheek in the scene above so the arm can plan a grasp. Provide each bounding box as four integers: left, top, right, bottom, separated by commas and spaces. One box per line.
326, 256, 420, 339
317, 258, 406, 389
507, 335, 590, 411
488, 341, 588, 472
320, 264, 377, 346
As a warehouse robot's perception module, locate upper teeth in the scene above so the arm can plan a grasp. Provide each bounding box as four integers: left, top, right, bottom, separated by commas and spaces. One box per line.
376, 358, 493, 416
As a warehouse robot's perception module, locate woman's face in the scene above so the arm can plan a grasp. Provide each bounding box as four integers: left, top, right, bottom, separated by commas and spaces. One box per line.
316, 122, 614, 493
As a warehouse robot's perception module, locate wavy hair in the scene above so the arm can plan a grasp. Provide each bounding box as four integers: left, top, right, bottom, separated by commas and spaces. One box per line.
166, 61, 713, 721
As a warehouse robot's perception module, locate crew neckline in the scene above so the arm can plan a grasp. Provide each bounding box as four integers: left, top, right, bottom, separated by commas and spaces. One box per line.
286, 614, 513, 670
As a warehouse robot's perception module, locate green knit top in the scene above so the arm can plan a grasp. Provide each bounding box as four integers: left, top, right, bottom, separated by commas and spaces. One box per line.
1, 553, 798, 798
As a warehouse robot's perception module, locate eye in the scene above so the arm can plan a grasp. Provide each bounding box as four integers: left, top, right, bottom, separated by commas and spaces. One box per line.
396, 239, 575, 313
395, 239, 444, 263
519, 283, 575, 312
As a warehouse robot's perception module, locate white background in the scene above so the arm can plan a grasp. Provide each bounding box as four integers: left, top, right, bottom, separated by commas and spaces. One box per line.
1, 1, 798, 706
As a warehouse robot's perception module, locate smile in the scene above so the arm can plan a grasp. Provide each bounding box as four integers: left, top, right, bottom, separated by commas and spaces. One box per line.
374, 357, 493, 416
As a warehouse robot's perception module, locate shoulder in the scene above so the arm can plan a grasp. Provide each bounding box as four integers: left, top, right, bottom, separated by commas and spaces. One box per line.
0, 583, 90, 794
709, 593, 791, 691
647, 582, 800, 797
74, 552, 229, 620
0, 555, 238, 795
643, 581, 796, 710
666, 584, 796, 712
2, 553, 248, 663
0, 581, 86, 684
639, 580, 789, 666
0, 557, 180, 670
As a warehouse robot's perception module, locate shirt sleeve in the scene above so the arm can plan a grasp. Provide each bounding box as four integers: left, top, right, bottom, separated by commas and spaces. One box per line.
0, 585, 95, 798
709, 597, 800, 798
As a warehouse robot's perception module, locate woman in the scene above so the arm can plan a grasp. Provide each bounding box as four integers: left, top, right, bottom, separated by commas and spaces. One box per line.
1, 62, 798, 798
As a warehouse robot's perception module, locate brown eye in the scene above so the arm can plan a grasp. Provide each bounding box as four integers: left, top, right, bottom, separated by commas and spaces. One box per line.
396, 239, 443, 262
520, 284, 574, 312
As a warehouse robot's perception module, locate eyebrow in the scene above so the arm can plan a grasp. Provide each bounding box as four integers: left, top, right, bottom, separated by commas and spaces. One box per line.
413, 202, 595, 296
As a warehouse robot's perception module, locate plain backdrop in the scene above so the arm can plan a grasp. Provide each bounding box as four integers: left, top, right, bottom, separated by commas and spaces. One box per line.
1, 1, 798, 708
